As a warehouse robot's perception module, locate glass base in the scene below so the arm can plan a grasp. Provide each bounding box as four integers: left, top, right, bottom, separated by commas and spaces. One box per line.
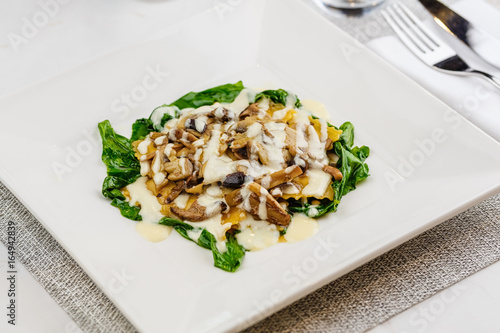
322, 0, 385, 9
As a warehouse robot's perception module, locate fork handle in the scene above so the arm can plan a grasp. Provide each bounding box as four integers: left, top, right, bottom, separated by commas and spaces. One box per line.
468, 70, 500, 91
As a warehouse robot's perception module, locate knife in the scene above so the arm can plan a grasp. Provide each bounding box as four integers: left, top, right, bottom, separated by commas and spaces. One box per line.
418, 0, 500, 69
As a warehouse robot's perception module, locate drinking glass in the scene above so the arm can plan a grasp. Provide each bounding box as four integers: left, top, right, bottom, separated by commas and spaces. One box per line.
322, 0, 386, 9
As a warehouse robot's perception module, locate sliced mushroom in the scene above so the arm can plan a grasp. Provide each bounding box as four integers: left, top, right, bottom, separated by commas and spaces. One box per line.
153, 136, 168, 146
149, 132, 166, 140
324, 137, 334, 151
171, 200, 227, 222
154, 176, 169, 192
225, 189, 243, 207
233, 116, 259, 133
254, 142, 269, 165
168, 129, 198, 144
176, 147, 192, 158
285, 126, 298, 156
323, 165, 343, 181
165, 158, 193, 181
282, 150, 293, 166
185, 172, 204, 194
165, 180, 185, 204
185, 183, 204, 194
230, 133, 251, 149
245, 182, 291, 226
156, 183, 175, 204
236, 164, 249, 174
185, 118, 207, 134
222, 172, 247, 188
185, 128, 202, 139
257, 165, 303, 189
139, 151, 156, 162
262, 126, 274, 139
271, 181, 303, 198
239, 103, 261, 119
212, 106, 235, 122
236, 147, 250, 161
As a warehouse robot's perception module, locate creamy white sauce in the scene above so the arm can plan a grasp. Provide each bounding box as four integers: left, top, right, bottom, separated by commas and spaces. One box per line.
264, 122, 286, 141
153, 172, 166, 185
214, 106, 225, 119
179, 158, 187, 174
126, 177, 164, 224
174, 193, 190, 209
271, 106, 291, 120
194, 116, 207, 133
150, 106, 180, 130
236, 160, 274, 179
140, 161, 151, 176
193, 139, 205, 148
301, 99, 331, 120
206, 184, 222, 197
240, 186, 253, 213
284, 214, 319, 243
164, 143, 174, 158
203, 124, 222, 163
258, 187, 268, 220
161, 118, 180, 134
307, 125, 328, 163
257, 97, 270, 111
194, 148, 203, 162
294, 109, 311, 124
246, 122, 263, 138
184, 103, 220, 117
307, 207, 319, 217
282, 183, 300, 195
152, 151, 162, 174
301, 169, 331, 197
295, 123, 308, 153
203, 155, 237, 183
285, 91, 297, 108
260, 175, 272, 189
154, 136, 166, 146
135, 222, 173, 243
293, 156, 306, 168
319, 118, 328, 142
138, 137, 152, 154
271, 188, 282, 196
186, 228, 203, 243
225, 89, 252, 116
185, 214, 233, 252
255, 122, 287, 170
236, 217, 280, 251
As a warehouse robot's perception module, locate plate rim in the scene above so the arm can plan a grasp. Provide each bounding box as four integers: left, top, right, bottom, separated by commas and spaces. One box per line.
1, 0, 500, 332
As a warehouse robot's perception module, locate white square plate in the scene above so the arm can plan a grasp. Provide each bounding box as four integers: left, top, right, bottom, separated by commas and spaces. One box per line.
1, 0, 500, 332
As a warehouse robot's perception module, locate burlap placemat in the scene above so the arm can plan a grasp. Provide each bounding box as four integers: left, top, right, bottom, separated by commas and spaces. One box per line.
1, 0, 499, 332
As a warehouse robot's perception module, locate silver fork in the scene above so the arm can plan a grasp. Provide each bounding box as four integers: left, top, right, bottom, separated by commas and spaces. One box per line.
382, 3, 500, 90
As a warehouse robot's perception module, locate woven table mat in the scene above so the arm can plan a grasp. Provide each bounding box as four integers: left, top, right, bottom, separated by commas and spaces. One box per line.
1, 0, 500, 332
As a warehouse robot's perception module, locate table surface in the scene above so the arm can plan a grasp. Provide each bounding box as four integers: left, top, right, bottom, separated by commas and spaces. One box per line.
1, 0, 499, 332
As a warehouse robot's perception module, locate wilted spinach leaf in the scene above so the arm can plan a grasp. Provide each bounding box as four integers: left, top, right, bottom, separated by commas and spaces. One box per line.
130, 118, 154, 142
168, 81, 245, 110
98, 120, 140, 180
111, 198, 142, 221
206, 231, 245, 273
333, 123, 370, 202
159, 217, 197, 244
159, 218, 245, 272
255, 89, 302, 108
98, 120, 142, 219
148, 82, 244, 132
287, 121, 369, 217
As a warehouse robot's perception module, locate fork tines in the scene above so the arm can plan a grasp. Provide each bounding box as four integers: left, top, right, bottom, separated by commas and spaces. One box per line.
382, 3, 456, 63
